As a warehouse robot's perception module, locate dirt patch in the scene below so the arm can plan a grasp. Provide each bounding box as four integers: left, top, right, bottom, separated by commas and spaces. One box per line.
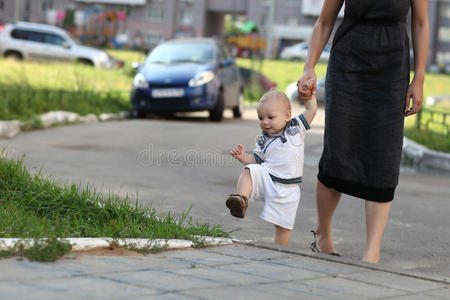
52, 144, 107, 151
71, 246, 145, 258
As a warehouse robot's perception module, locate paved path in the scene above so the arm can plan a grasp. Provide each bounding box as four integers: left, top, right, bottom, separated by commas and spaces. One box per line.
1, 104, 450, 280
0, 244, 448, 299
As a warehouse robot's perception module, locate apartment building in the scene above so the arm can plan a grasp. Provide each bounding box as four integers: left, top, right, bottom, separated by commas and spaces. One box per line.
0, 0, 449, 65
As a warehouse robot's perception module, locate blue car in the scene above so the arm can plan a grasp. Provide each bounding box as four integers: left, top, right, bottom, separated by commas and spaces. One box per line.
131, 38, 243, 121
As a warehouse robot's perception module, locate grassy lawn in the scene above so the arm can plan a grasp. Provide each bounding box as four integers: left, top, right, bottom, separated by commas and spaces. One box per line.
107, 48, 146, 65
236, 58, 329, 93
0, 57, 133, 121
0, 154, 227, 261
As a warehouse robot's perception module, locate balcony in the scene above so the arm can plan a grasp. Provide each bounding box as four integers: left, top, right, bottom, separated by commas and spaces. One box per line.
75, 0, 146, 5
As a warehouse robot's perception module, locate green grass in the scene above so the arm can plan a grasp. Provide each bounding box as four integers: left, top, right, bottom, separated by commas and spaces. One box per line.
107, 49, 146, 66
0, 238, 72, 262
0, 153, 227, 242
0, 59, 133, 91
404, 127, 450, 152
0, 59, 132, 121
236, 58, 328, 98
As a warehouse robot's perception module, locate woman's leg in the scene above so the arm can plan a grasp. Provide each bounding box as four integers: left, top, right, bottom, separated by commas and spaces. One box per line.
275, 225, 291, 246
363, 200, 392, 263
236, 168, 252, 197
315, 180, 341, 254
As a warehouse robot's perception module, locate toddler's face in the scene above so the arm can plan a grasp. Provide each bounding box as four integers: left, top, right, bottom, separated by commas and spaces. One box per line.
257, 98, 291, 134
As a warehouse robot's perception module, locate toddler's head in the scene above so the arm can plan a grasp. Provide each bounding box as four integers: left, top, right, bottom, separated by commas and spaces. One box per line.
257, 89, 292, 134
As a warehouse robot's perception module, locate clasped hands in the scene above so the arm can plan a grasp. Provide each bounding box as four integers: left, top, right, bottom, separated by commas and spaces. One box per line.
297, 70, 423, 117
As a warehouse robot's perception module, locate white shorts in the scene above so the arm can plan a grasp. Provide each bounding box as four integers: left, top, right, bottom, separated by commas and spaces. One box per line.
245, 164, 301, 230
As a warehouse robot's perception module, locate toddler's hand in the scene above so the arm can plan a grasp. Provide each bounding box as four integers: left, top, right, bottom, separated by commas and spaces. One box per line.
297, 70, 317, 101
302, 78, 314, 92
230, 144, 245, 160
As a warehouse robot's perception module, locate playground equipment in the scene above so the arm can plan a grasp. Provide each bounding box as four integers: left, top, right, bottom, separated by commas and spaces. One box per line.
80, 7, 127, 48
226, 21, 266, 58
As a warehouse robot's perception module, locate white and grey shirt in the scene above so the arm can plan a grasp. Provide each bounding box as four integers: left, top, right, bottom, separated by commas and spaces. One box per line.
253, 114, 310, 184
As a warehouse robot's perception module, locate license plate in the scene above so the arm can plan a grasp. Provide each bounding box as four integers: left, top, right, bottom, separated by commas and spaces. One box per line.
152, 88, 184, 98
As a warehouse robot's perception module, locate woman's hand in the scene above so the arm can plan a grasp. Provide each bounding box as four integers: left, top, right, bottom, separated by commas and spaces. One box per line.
405, 77, 424, 117
297, 70, 317, 101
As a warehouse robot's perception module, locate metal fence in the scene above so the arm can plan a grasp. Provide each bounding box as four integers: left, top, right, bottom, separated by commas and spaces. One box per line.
416, 106, 449, 136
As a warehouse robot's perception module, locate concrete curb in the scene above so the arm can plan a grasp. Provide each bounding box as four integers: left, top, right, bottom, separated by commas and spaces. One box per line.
0, 120, 21, 138
0, 110, 131, 140
0, 236, 233, 252
402, 137, 450, 175
235, 240, 450, 285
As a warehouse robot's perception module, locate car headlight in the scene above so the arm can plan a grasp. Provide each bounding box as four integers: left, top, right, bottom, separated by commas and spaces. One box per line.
133, 73, 148, 89
188, 71, 215, 87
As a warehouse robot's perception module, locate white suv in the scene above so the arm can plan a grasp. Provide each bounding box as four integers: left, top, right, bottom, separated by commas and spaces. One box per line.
0, 22, 114, 68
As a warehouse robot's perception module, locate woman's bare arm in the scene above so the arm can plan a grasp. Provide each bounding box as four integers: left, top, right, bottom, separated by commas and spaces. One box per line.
298, 0, 344, 99
405, 0, 429, 117
304, 0, 344, 72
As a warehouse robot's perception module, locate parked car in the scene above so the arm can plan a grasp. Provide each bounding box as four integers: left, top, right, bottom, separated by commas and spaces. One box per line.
280, 42, 331, 62
238, 67, 276, 92
131, 38, 243, 121
0, 21, 114, 68
285, 76, 326, 104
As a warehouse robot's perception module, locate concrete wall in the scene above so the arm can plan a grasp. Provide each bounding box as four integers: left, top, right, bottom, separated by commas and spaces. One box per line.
0, 0, 15, 24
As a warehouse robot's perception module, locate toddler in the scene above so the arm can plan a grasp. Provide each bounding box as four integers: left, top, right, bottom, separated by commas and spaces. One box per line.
226, 88, 317, 245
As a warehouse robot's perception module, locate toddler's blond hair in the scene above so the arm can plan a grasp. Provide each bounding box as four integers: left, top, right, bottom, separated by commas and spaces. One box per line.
258, 88, 291, 112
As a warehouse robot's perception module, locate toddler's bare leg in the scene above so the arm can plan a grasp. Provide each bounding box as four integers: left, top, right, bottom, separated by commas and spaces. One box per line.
236, 168, 252, 198
274, 225, 291, 246
226, 168, 252, 218
315, 180, 341, 254
363, 200, 391, 264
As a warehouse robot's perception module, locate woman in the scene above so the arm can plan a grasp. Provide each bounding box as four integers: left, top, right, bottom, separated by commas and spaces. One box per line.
297, 0, 429, 263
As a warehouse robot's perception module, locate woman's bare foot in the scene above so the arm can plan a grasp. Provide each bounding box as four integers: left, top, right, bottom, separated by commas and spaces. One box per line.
362, 250, 380, 264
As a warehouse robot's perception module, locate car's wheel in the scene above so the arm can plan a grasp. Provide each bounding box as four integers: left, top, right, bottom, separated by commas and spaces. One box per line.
135, 109, 146, 119
156, 112, 174, 119
233, 90, 244, 118
4, 51, 23, 60
76, 58, 94, 66
209, 91, 224, 122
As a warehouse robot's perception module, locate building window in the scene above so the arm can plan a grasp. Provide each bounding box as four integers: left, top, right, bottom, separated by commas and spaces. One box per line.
285, 16, 298, 26
0, 0, 4, 10
438, 27, 450, 42
440, 3, 450, 18
25, 0, 31, 11
179, 8, 192, 25
261, 15, 267, 28
42, 0, 52, 11
437, 51, 450, 63
146, 31, 163, 47
286, 0, 301, 6
148, 0, 164, 22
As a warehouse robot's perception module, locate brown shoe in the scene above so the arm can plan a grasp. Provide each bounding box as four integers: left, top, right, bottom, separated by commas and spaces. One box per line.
225, 194, 248, 218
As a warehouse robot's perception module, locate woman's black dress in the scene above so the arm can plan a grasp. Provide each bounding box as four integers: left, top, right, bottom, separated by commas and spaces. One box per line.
318, 0, 411, 202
